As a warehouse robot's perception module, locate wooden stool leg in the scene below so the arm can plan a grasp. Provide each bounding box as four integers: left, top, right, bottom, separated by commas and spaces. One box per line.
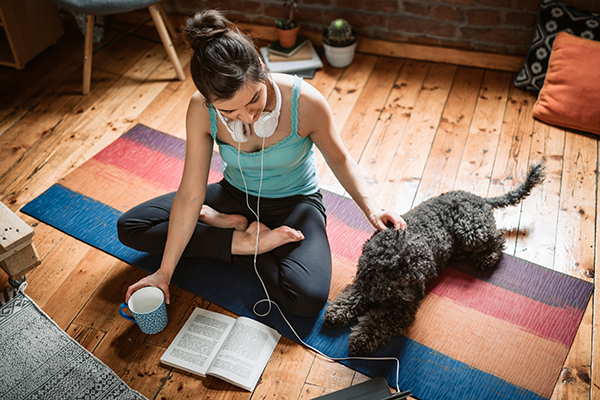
83, 14, 95, 95
148, 4, 186, 81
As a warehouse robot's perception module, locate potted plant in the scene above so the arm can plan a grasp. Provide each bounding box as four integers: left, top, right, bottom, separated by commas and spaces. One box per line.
322, 19, 357, 68
274, 0, 299, 48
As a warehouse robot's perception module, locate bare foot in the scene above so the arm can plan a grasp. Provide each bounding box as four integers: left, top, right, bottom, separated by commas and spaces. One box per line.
232, 221, 304, 255
199, 205, 248, 231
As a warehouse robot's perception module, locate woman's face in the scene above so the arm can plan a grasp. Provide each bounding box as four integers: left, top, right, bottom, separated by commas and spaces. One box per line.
212, 80, 268, 125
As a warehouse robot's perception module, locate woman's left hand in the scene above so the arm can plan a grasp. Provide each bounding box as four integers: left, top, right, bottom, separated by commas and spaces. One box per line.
370, 210, 407, 231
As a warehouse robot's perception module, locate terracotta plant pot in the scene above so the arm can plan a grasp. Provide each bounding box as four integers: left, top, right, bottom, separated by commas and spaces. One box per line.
276, 25, 300, 48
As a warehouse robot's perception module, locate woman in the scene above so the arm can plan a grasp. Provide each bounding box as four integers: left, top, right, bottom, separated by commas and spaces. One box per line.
118, 9, 405, 317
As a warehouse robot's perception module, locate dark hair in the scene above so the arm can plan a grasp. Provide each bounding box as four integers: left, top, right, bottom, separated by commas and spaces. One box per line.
184, 9, 268, 103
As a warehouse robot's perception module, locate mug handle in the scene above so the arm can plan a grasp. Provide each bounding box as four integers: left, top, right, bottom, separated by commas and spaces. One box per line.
119, 303, 136, 323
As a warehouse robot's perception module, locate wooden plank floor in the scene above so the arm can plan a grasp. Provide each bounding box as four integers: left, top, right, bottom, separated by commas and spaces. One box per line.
1, 14, 597, 400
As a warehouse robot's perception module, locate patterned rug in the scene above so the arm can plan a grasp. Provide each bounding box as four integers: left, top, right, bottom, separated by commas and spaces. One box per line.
21, 124, 593, 400
0, 287, 147, 400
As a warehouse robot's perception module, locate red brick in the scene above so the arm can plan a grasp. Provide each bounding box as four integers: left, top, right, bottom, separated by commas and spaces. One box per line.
324, 11, 388, 29
404, 1, 429, 16
301, 0, 331, 6
390, 16, 457, 37
264, 4, 289, 20
334, 0, 365, 10
295, 9, 326, 25
477, 0, 540, 12
459, 26, 532, 46
369, 0, 399, 14
427, 0, 476, 5
502, 11, 537, 27
210, 0, 262, 14
264, 3, 322, 22
466, 9, 501, 26
429, 5, 463, 22
404, 2, 463, 22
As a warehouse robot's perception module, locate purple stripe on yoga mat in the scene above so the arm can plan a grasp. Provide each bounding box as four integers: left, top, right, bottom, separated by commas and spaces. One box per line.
122, 124, 186, 160
322, 191, 374, 232
451, 256, 591, 311
121, 124, 225, 180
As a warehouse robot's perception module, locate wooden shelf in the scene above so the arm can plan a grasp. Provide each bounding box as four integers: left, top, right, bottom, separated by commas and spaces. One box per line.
0, 0, 64, 70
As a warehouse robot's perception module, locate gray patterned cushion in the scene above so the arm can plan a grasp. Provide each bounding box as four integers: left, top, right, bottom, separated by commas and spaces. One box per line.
50, 0, 157, 15
514, 0, 600, 92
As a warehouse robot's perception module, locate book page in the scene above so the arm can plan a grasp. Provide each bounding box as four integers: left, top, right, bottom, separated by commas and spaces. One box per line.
160, 308, 235, 377
207, 317, 281, 391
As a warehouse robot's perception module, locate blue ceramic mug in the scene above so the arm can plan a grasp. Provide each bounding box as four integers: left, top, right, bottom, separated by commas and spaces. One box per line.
119, 286, 168, 334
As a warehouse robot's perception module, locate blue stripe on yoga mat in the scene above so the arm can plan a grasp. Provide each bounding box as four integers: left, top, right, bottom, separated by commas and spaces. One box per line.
22, 183, 547, 400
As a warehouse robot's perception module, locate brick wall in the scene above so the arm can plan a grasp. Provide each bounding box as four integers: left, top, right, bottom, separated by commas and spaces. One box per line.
161, 0, 600, 55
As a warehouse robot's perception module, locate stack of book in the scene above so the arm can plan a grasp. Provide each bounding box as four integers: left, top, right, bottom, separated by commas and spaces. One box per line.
260, 36, 322, 78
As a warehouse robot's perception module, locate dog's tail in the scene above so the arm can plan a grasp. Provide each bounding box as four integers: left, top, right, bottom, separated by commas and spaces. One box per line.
485, 162, 546, 209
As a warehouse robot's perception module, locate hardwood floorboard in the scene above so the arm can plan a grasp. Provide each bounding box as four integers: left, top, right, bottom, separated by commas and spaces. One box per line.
377, 62, 457, 214
360, 60, 431, 206
515, 122, 566, 268
413, 66, 484, 205
66, 323, 106, 353
1, 12, 597, 400
487, 80, 537, 252
44, 248, 118, 330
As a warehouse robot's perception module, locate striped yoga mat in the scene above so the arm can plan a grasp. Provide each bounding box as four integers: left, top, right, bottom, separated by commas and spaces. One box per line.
22, 124, 592, 400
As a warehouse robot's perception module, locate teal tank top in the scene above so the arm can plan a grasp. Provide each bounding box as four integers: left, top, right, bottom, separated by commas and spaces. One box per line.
208, 76, 319, 198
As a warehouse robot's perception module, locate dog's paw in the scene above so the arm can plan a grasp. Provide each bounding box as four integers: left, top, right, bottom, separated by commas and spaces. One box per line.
323, 305, 353, 328
348, 330, 381, 356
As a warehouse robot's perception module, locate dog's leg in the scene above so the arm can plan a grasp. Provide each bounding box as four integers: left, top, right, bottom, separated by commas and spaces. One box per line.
324, 284, 366, 328
471, 228, 505, 270
348, 301, 420, 355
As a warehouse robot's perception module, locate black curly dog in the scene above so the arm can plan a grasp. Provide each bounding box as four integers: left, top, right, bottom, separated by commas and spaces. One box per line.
324, 163, 546, 355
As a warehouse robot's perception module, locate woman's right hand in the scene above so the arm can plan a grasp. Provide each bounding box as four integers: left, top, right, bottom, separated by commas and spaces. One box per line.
125, 268, 172, 305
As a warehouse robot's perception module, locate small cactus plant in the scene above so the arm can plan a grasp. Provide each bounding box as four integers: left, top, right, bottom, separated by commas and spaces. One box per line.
322, 18, 358, 67
323, 19, 356, 47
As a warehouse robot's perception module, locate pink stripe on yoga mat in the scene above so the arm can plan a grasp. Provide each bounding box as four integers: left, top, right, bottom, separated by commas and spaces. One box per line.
327, 217, 370, 262
93, 137, 184, 191
427, 268, 584, 347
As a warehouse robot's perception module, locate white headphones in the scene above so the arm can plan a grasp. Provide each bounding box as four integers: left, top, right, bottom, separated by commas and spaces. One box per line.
214, 77, 282, 143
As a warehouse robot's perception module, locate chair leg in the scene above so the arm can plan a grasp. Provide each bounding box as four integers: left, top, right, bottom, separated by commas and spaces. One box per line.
148, 4, 185, 81
155, 3, 179, 43
82, 15, 95, 95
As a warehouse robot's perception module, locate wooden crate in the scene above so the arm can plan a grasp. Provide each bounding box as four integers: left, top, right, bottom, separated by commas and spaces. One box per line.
0, 202, 40, 279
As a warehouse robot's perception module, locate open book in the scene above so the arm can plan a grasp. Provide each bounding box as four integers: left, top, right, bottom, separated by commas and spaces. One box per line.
160, 308, 281, 391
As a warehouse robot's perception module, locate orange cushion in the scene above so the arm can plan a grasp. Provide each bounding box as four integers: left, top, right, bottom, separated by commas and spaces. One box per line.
533, 31, 600, 135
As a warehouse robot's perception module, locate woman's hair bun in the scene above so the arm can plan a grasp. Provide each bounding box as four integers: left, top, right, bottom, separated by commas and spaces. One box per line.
184, 9, 229, 51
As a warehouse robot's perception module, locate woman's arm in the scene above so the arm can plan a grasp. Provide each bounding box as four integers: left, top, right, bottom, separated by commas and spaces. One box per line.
302, 82, 406, 231
125, 93, 214, 304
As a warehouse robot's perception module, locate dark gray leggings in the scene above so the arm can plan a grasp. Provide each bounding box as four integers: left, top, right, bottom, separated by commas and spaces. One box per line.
117, 180, 331, 317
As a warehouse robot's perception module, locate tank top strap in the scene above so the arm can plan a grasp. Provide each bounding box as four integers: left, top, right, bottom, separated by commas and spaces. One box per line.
291, 75, 303, 136
207, 104, 218, 140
